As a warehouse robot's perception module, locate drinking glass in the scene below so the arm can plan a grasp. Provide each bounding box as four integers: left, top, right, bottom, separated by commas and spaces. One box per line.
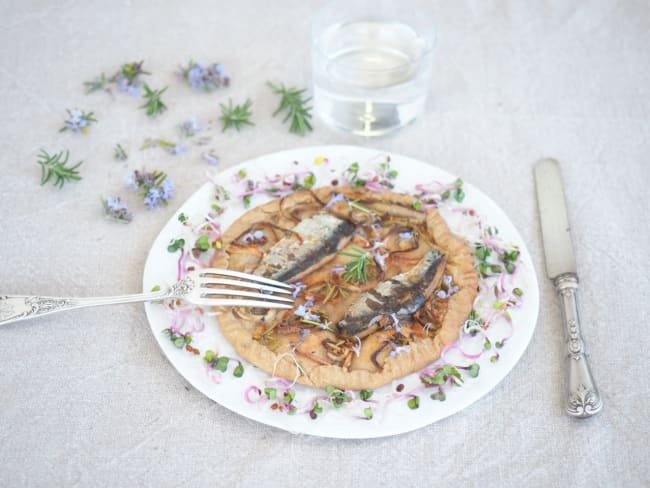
311, 0, 435, 136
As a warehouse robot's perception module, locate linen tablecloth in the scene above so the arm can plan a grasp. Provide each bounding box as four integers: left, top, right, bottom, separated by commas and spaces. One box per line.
1, 1, 648, 486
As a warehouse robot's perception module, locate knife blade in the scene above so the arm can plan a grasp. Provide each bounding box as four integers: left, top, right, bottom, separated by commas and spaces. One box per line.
534, 158, 603, 418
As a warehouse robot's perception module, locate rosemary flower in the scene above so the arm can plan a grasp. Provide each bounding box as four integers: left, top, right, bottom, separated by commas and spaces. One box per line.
101, 196, 132, 223
179, 60, 230, 91
124, 169, 175, 209
60, 109, 97, 134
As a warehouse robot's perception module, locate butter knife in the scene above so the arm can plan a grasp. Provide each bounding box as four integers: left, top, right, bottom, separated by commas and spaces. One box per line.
534, 158, 603, 418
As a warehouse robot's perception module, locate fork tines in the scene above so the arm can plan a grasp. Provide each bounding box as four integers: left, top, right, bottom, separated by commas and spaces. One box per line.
196, 268, 295, 310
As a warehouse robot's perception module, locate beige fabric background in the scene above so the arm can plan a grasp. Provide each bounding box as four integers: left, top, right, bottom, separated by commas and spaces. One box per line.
0, 1, 648, 486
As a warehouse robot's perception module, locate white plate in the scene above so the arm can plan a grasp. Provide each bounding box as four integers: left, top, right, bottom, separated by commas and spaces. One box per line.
143, 145, 539, 439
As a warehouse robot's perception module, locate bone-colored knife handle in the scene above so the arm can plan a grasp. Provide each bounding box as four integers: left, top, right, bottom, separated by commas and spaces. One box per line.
554, 273, 603, 418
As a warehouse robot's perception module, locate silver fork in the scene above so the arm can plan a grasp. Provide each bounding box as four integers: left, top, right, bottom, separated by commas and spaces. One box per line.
0, 268, 295, 326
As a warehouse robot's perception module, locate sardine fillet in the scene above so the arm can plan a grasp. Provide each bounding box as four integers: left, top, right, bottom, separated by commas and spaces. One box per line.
254, 212, 355, 282
337, 249, 447, 336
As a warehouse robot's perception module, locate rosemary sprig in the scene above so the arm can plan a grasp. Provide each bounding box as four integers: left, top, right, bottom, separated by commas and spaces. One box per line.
140, 84, 168, 117
220, 98, 254, 132
340, 246, 373, 284
267, 82, 313, 135
36, 149, 82, 188
83, 73, 108, 94
113, 144, 128, 161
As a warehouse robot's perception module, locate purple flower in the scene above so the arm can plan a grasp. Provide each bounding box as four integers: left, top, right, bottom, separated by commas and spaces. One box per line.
102, 196, 132, 223
436, 290, 448, 299
125, 169, 174, 209
168, 144, 188, 156
178, 116, 203, 137
399, 231, 414, 240
202, 150, 220, 166
60, 108, 96, 133
180, 61, 229, 91
326, 193, 346, 208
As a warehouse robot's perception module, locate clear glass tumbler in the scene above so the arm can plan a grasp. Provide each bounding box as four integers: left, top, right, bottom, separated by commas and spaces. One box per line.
311, 0, 435, 137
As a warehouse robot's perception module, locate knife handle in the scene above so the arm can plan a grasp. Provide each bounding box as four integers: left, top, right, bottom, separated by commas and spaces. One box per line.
554, 273, 603, 418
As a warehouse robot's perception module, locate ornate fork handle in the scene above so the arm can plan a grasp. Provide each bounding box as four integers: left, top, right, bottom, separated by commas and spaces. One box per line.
554, 273, 603, 418
0, 290, 169, 326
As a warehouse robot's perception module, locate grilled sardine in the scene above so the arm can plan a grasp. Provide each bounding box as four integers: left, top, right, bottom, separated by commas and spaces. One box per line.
254, 212, 355, 283
337, 249, 446, 336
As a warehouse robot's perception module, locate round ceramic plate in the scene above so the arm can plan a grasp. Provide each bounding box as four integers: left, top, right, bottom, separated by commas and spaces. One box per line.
142, 145, 539, 439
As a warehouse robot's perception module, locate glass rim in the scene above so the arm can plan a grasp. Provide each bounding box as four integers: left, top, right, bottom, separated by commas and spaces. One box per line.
311, 21, 435, 74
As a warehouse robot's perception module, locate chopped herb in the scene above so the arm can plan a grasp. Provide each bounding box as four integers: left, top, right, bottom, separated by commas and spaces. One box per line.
140, 84, 168, 117
36, 149, 82, 188
267, 81, 313, 136
220, 98, 254, 132
348, 199, 371, 213
340, 246, 373, 284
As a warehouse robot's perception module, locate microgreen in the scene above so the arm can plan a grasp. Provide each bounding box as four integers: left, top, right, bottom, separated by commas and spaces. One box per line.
267, 81, 313, 136
204, 350, 244, 377
344, 162, 367, 187
167, 238, 185, 253
162, 328, 192, 349
340, 246, 373, 284
220, 98, 254, 132
407, 396, 420, 409
36, 149, 82, 189
60, 109, 97, 134
140, 84, 168, 117
195, 235, 211, 252
431, 390, 446, 401
420, 365, 462, 387
178, 213, 189, 224
179, 60, 229, 91
360, 390, 373, 401
326, 386, 352, 408
412, 200, 423, 211
101, 196, 132, 223
363, 407, 373, 420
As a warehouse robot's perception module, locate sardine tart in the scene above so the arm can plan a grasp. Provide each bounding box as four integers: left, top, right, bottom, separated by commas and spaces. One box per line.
211, 186, 479, 390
